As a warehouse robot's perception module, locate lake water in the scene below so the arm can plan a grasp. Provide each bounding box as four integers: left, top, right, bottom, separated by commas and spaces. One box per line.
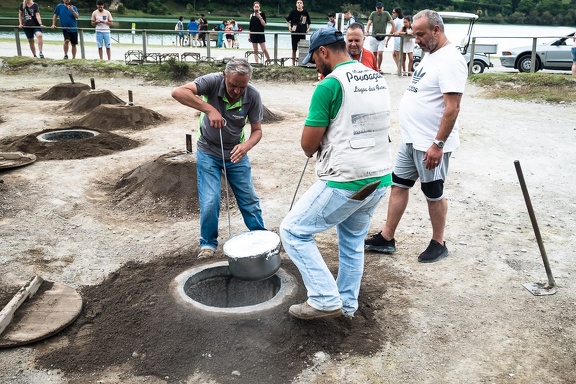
0, 16, 574, 55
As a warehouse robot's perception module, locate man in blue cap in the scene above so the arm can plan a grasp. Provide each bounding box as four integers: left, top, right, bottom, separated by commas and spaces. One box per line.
280, 27, 393, 320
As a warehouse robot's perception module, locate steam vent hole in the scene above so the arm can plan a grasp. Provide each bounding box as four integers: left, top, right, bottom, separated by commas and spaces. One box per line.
174, 261, 296, 314
37, 129, 100, 142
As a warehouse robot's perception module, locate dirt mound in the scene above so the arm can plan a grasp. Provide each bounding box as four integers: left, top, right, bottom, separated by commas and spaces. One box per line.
38, 83, 91, 100
262, 104, 283, 124
112, 151, 200, 217
63, 89, 125, 113
111, 150, 236, 218
34, 240, 409, 383
0, 127, 139, 160
75, 104, 165, 131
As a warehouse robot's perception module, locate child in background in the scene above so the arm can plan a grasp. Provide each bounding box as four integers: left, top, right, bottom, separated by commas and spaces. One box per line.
398, 15, 414, 76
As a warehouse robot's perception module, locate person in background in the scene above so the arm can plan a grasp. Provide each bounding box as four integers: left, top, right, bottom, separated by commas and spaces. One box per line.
51, 0, 79, 59
386, 7, 404, 70
215, 20, 226, 48
365, 10, 467, 263
281, 27, 392, 320
285, 0, 311, 65
326, 13, 335, 28
397, 15, 414, 75
91, 0, 113, 60
365, 1, 395, 72
343, 10, 355, 30
572, 32, 576, 75
248, 1, 271, 64
231, 19, 240, 49
224, 20, 234, 48
171, 59, 266, 259
175, 16, 185, 46
188, 17, 199, 47
346, 22, 378, 71
18, 0, 44, 58
198, 14, 208, 47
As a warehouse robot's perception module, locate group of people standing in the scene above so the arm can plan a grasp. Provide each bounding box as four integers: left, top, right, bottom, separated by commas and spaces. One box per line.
19, 0, 113, 60
173, 9, 467, 320
175, 15, 209, 48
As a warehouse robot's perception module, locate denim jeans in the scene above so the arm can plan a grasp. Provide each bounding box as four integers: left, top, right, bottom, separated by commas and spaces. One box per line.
280, 180, 386, 316
196, 149, 265, 250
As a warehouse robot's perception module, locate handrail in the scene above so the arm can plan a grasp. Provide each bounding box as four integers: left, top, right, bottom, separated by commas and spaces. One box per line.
1, 24, 304, 63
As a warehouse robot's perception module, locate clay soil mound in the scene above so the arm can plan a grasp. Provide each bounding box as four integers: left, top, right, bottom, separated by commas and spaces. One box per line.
0, 127, 139, 160
112, 150, 235, 218
75, 104, 165, 131
38, 83, 91, 100
262, 104, 283, 124
63, 89, 125, 113
112, 151, 200, 218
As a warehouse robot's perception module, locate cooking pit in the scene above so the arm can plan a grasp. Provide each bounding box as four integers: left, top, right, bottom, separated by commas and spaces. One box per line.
36, 128, 100, 142
174, 261, 296, 314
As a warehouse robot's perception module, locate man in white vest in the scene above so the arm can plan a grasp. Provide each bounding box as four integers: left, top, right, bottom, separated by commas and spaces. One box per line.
280, 27, 392, 320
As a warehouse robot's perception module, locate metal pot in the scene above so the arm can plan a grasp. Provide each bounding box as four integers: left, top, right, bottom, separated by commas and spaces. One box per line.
223, 230, 281, 281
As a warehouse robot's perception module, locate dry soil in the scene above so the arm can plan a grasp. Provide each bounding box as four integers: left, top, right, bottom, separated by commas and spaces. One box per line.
0, 64, 575, 384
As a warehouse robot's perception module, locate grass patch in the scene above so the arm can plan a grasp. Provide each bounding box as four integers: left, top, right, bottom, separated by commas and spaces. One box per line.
0, 56, 318, 84
468, 73, 576, 103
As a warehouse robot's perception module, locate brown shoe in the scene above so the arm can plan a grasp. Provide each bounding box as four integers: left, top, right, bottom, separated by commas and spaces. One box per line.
289, 302, 342, 320
198, 249, 215, 259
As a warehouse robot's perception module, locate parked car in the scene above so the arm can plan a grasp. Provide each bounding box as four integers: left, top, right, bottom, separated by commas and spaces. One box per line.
500, 32, 576, 73
413, 12, 496, 74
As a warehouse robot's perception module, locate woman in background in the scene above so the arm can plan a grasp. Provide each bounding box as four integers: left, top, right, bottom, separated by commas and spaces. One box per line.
18, 0, 45, 58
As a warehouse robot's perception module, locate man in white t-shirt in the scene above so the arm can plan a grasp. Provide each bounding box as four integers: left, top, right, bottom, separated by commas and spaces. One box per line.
365, 9, 467, 263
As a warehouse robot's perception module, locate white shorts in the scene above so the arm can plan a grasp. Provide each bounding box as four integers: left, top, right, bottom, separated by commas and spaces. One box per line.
369, 36, 387, 52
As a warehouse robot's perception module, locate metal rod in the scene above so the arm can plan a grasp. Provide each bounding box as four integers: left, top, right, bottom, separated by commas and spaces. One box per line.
219, 121, 231, 237
90, 78, 95, 90
289, 157, 310, 212
128, 90, 133, 106
514, 160, 556, 288
68, 74, 75, 84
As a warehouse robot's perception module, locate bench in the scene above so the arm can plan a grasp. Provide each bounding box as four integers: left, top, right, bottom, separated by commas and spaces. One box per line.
124, 50, 143, 65
158, 53, 180, 63
244, 51, 264, 65
181, 52, 201, 62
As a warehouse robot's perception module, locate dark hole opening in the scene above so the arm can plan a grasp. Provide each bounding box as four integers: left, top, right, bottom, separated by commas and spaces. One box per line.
39, 130, 97, 142
184, 266, 281, 308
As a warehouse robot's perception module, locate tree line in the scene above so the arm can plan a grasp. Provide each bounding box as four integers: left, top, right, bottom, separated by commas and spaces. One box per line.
46, 0, 576, 26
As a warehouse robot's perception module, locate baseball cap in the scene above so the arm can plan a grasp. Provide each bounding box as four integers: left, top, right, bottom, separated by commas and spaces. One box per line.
301, 27, 344, 65
375, 2, 383, 7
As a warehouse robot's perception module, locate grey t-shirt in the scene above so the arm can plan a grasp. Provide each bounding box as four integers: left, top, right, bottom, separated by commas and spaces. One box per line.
194, 72, 263, 159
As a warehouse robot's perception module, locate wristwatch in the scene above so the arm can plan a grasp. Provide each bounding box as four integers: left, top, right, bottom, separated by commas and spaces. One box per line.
433, 139, 445, 148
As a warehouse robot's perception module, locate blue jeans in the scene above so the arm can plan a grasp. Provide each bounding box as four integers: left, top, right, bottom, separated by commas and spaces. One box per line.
196, 149, 265, 251
280, 180, 386, 316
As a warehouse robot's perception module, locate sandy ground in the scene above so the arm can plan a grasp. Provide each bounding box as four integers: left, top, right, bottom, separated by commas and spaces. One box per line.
1, 57, 576, 384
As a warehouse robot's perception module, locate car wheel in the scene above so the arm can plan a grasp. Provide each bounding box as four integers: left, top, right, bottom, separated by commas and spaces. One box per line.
470, 60, 485, 74
517, 54, 540, 73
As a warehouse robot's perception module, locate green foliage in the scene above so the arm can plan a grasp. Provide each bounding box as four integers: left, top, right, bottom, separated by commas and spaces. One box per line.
159, 57, 190, 81
468, 73, 576, 103
0, 0, 575, 24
